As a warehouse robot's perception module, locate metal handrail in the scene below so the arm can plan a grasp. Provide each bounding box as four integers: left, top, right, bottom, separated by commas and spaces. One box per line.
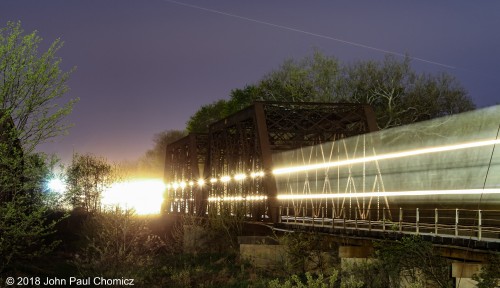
278, 206, 500, 242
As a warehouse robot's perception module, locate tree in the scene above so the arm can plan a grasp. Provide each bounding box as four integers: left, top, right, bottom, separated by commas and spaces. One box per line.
375, 236, 452, 288
342, 56, 474, 129
0, 21, 77, 153
186, 99, 228, 133
256, 51, 343, 103
0, 21, 76, 277
65, 153, 114, 213
0, 193, 60, 274
186, 51, 475, 132
472, 253, 500, 288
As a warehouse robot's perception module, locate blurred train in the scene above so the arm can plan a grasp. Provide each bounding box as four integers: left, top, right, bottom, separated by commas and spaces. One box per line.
164, 103, 500, 228
272, 105, 500, 228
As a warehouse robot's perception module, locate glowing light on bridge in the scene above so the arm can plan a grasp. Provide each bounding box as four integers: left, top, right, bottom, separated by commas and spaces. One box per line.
165, 171, 267, 189
208, 195, 267, 202
251, 171, 265, 178
277, 189, 500, 200
273, 139, 500, 175
102, 179, 166, 215
234, 173, 247, 180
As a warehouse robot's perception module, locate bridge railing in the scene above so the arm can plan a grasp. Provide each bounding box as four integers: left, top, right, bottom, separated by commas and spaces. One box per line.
278, 206, 500, 241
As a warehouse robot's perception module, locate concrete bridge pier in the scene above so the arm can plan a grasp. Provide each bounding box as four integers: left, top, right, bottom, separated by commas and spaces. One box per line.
452, 262, 482, 288
338, 245, 374, 285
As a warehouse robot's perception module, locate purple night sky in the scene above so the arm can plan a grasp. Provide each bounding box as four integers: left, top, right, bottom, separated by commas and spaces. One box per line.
1, 1, 499, 164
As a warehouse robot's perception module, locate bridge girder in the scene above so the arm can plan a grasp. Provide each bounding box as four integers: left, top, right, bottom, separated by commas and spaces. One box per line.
164, 101, 378, 220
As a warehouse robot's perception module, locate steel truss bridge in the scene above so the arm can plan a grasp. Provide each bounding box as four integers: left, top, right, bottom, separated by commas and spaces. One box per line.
164, 102, 500, 251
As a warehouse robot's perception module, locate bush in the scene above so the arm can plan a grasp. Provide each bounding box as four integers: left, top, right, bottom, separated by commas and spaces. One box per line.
268, 270, 339, 288
71, 209, 165, 285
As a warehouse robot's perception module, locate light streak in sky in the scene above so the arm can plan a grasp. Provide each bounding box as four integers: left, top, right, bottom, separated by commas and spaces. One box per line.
273, 139, 500, 175
163, 0, 455, 69
277, 189, 500, 200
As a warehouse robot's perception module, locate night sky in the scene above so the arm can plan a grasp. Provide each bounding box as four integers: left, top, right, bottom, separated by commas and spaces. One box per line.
2, 1, 499, 164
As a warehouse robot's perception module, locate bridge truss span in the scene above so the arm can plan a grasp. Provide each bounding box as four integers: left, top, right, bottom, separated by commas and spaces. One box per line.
164, 101, 377, 221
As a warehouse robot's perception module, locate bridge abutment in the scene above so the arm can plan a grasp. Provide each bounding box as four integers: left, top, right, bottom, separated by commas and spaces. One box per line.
452, 262, 482, 288
239, 236, 286, 269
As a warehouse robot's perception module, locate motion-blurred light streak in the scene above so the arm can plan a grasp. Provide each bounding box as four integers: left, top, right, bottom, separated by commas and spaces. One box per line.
273, 139, 500, 175
277, 189, 500, 200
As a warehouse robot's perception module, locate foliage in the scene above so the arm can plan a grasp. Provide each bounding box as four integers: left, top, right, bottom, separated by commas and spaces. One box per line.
340, 259, 389, 288
0, 21, 77, 153
186, 99, 229, 133
65, 153, 114, 212
171, 205, 247, 254
375, 235, 452, 288
342, 57, 474, 129
156, 252, 270, 288
280, 232, 338, 274
268, 270, 339, 288
187, 50, 475, 133
257, 51, 342, 103
72, 209, 166, 285
0, 194, 61, 275
0, 21, 74, 279
206, 203, 247, 252
472, 253, 500, 288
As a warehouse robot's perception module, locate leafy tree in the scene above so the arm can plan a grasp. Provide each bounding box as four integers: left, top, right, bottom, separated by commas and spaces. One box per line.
375, 236, 452, 288
472, 253, 500, 288
256, 51, 343, 103
65, 153, 114, 213
0, 21, 77, 153
186, 51, 475, 132
0, 194, 60, 274
186, 99, 228, 133
342, 56, 474, 128
0, 21, 76, 277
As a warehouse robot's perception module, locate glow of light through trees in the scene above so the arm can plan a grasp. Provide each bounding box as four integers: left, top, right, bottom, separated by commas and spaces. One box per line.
101, 179, 166, 215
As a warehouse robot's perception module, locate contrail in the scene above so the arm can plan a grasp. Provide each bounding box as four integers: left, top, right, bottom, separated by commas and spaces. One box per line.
163, 0, 456, 69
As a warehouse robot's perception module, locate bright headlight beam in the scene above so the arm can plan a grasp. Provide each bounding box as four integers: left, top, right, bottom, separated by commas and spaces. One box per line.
277, 189, 500, 200
102, 179, 166, 215
272, 139, 500, 175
